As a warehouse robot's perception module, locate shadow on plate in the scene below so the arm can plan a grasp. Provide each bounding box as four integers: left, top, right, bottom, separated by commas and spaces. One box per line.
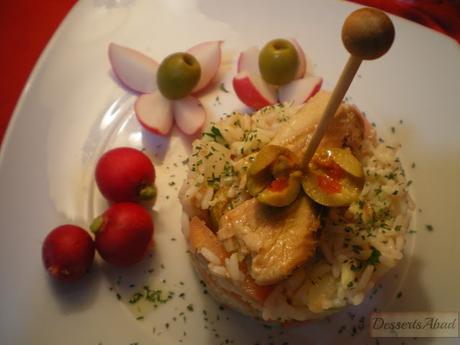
46, 265, 101, 313
141, 128, 171, 162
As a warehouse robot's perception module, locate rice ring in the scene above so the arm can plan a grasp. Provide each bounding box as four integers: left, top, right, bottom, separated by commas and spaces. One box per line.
180, 91, 414, 322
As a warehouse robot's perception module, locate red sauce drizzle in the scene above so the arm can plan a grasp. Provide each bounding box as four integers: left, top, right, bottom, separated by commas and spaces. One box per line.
268, 177, 289, 192
317, 174, 342, 194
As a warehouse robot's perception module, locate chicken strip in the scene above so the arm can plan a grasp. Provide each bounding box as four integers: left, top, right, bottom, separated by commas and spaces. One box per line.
218, 195, 319, 285
271, 91, 365, 160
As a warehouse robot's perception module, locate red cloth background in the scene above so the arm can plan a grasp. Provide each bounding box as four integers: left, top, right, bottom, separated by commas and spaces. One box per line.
0, 0, 458, 147
0, 0, 77, 146
349, 0, 460, 42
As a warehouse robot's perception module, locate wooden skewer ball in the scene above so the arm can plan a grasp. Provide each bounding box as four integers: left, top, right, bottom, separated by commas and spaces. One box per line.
301, 7, 395, 169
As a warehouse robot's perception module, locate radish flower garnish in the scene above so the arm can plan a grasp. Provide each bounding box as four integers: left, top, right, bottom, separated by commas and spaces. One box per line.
109, 41, 223, 136
233, 38, 322, 110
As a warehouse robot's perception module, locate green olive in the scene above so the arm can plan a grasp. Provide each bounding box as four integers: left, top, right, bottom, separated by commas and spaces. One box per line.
271, 155, 292, 178
247, 170, 272, 197
301, 148, 364, 207
302, 171, 363, 207
258, 38, 299, 86
247, 145, 296, 196
247, 145, 301, 206
248, 145, 286, 176
157, 52, 201, 100
328, 147, 363, 178
257, 171, 303, 207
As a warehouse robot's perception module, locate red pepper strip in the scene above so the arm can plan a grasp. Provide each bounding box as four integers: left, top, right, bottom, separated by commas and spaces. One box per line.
268, 177, 289, 192
324, 161, 345, 179
317, 174, 342, 194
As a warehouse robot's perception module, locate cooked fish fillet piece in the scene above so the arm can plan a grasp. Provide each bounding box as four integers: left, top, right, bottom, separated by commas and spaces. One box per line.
271, 91, 364, 159
218, 195, 320, 286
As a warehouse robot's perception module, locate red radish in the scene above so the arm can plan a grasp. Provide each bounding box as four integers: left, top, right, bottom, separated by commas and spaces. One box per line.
173, 96, 206, 135
237, 46, 259, 74
288, 38, 307, 79
91, 203, 154, 267
42, 225, 95, 282
232, 71, 277, 110
108, 43, 159, 93
187, 41, 223, 93
95, 147, 156, 203
135, 91, 173, 136
278, 74, 322, 105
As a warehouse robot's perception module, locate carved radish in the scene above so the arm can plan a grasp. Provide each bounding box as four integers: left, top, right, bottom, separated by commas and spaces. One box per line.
108, 43, 158, 93
237, 46, 259, 74
173, 96, 206, 135
278, 74, 322, 105
188, 41, 223, 93
233, 71, 277, 110
110, 41, 224, 136
233, 39, 321, 110
288, 38, 307, 80
135, 91, 173, 136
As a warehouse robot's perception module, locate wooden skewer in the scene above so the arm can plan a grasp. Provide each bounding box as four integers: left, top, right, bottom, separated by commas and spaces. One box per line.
301, 55, 362, 168
302, 7, 395, 169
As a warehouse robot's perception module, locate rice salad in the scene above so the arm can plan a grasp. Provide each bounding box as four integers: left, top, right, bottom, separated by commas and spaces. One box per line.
180, 91, 414, 322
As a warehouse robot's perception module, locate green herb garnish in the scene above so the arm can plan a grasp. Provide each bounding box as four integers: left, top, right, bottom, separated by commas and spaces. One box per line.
219, 83, 229, 93
203, 126, 224, 141
367, 247, 381, 265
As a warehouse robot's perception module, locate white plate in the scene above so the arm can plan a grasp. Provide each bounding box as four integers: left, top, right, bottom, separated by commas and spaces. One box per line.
1, 0, 459, 344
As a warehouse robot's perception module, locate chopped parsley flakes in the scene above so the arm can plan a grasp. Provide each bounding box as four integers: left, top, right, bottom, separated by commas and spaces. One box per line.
128, 286, 174, 307
219, 83, 229, 93
367, 247, 381, 266
203, 126, 224, 142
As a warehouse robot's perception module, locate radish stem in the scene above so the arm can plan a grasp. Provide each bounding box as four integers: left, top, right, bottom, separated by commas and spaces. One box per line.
139, 185, 157, 200
90, 216, 104, 234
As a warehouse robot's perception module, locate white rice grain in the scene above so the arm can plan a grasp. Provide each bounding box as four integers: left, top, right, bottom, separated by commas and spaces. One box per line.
225, 253, 242, 282
200, 187, 214, 210
357, 265, 374, 290
351, 292, 365, 306
209, 264, 229, 278
199, 247, 221, 265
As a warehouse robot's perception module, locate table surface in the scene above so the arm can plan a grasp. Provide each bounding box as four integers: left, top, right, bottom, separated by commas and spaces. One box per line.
0, 0, 458, 148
